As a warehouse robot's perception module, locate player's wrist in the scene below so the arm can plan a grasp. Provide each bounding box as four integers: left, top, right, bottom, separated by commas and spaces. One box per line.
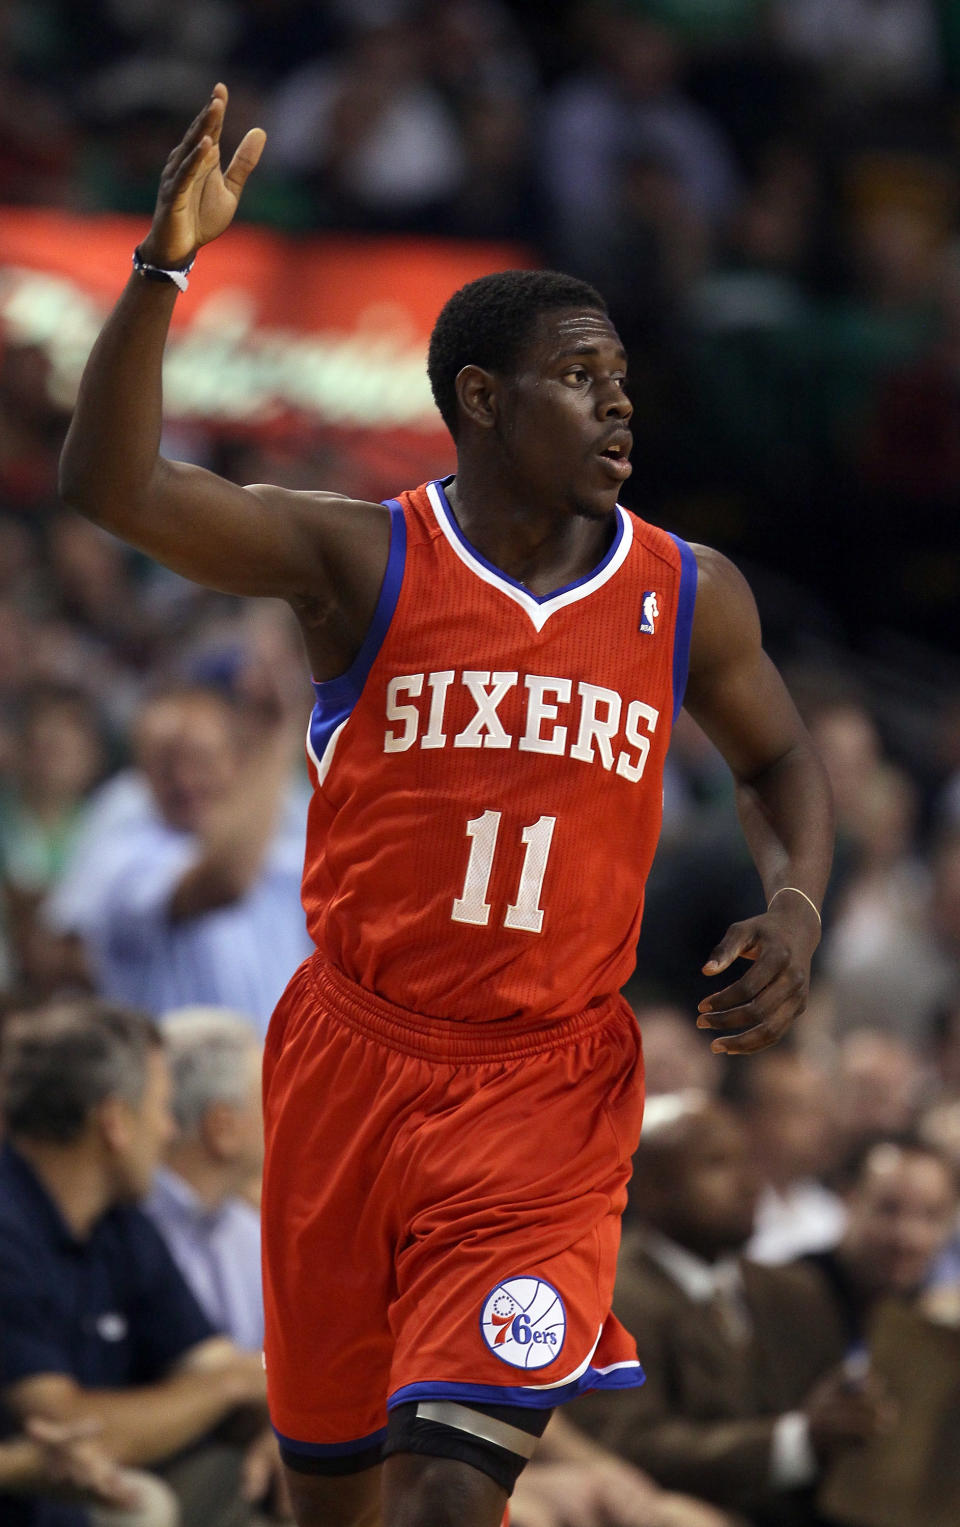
134, 237, 198, 283
765, 886, 822, 949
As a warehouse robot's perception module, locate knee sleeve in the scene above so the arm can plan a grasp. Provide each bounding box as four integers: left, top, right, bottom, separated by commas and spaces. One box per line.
384, 1399, 553, 1494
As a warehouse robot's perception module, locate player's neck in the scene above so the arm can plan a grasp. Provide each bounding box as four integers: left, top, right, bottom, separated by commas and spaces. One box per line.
445, 465, 614, 595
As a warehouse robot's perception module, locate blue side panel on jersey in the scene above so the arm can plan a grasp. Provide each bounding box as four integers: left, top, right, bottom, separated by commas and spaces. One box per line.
308, 500, 407, 768
273, 1425, 388, 1456
667, 532, 698, 722
387, 1362, 645, 1413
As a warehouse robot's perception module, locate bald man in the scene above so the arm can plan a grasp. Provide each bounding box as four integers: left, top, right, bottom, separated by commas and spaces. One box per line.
567, 1095, 892, 1527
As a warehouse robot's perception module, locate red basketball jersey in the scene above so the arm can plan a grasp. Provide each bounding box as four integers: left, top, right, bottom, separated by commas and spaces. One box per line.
301, 479, 697, 1023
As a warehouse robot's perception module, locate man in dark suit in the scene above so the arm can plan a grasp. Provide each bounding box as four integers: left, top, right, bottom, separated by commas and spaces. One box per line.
568, 1093, 895, 1526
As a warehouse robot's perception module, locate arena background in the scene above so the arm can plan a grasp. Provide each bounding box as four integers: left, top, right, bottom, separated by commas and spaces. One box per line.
2, 3, 960, 1522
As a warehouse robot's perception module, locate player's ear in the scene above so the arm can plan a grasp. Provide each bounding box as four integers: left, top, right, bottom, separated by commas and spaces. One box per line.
455, 365, 498, 431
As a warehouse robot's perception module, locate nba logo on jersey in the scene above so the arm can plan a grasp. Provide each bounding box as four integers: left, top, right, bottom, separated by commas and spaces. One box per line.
639, 591, 659, 635
480, 1276, 566, 1369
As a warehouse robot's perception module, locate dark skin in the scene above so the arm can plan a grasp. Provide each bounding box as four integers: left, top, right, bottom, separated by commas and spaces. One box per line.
59, 85, 834, 1527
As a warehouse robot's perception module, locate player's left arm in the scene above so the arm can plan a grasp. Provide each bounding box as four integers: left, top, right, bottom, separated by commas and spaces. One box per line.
681, 545, 834, 1055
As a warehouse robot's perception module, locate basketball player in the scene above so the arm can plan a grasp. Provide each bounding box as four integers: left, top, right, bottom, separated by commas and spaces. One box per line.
59, 86, 833, 1527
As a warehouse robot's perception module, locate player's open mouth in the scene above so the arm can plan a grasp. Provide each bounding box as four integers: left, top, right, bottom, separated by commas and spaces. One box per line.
597, 440, 633, 481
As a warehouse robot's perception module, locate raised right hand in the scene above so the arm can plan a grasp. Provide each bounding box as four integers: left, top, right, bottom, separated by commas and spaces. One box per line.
139, 82, 265, 269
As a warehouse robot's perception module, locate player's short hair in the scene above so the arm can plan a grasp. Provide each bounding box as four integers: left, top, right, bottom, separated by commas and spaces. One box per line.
427, 268, 608, 436
160, 1005, 260, 1137
0, 1000, 162, 1144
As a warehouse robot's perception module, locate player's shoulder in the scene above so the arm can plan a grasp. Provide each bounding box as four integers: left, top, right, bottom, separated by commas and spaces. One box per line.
621, 505, 687, 574
246, 485, 395, 602
685, 543, 762, 682
688, 542, 759, 625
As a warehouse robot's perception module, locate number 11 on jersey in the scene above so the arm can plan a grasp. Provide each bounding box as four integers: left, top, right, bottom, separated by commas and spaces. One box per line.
451, 811, 557, 934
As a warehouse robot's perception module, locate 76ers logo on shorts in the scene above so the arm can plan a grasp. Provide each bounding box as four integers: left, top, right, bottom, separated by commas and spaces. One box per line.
480, 1277, 566, 1369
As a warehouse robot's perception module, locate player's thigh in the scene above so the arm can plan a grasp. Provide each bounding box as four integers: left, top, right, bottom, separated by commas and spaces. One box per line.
382, 1453, 507, 1527
283, 1461, 382, 1527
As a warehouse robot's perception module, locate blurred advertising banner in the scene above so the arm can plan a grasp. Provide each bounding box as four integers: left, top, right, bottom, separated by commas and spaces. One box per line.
0, 209, 532, 491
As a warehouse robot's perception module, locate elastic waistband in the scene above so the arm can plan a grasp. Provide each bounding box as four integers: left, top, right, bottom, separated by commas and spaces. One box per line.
305, 955, 630, 1063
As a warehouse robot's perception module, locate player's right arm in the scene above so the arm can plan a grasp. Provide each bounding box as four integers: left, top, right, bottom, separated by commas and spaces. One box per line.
58, 84, 390, 674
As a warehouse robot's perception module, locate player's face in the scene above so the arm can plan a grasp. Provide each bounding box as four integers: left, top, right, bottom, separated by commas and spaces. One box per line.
495, 308, 633, 520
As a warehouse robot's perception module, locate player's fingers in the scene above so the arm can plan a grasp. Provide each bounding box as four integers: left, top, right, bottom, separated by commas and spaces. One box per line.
709, 1000, 802, 1056
697, 945, 791, 1020
164, 91, 225, 178
206, 81, 228, 144
223, 127, 267, 198
170, 135, 221, 198
698, 967, 801, 1033
701, 919, 761, 976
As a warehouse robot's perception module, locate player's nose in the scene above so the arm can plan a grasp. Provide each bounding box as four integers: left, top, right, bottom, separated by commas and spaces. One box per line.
597, 381, 632, 421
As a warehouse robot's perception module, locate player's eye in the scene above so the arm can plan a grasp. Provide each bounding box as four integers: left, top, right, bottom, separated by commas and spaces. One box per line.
561, 368, 588, 386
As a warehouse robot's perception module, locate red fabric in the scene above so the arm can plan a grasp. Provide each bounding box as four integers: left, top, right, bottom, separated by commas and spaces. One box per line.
262, 954, 645, 1447
301, 482, 685, 1023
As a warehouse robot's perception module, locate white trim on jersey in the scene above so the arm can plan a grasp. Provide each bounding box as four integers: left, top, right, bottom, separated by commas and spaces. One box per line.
520, 1325, 603, 1390
426, 481, 634, 633
305, 717, 348, 785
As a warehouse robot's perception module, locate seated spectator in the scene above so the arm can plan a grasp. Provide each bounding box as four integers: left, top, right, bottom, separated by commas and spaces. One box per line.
0, 684, 105, 994
512, 1411, 740, 1527
738, 1050, 847, 1264
771, 0, 941, 102
0, 999, 275, 1527
0, 1415, 178, 1525
43, 685, 311, 1035
567, 1093, 892, 1527
630, 1003, 718, 1099
832, 1030, 927, 1163
917, 1100, 960, 1308
264, 19, 466, 231
541, 9, 739, 283
145, 1006, 264, 1352
806, 1134, 959, 1345
928, 992, 960, 1104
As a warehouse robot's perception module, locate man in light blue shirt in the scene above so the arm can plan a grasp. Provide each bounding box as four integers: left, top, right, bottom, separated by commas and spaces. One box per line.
44, 687, 312, 1037
144, 1006, 265, 1353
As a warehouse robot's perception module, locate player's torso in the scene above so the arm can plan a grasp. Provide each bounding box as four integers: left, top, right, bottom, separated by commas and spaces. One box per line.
302, 479, 697, 1022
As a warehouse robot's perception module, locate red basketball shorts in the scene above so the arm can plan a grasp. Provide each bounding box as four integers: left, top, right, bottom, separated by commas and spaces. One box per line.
261, 954, 646, 1462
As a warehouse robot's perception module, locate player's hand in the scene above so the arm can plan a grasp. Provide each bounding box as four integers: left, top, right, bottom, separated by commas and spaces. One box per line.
695, 897, 821, 1055
139, 82, 265, 269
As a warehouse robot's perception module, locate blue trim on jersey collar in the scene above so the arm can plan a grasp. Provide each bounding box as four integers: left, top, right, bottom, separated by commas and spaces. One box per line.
667, 532, 698, 722
432, 477, 625, 605
307, 500, 406, 772
386, 1361, 645, 1413
273, 1424, 388, 1457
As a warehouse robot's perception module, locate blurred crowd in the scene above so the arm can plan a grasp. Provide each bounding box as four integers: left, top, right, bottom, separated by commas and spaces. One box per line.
2, 0, 960, 1524
5, 1, 960, 636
